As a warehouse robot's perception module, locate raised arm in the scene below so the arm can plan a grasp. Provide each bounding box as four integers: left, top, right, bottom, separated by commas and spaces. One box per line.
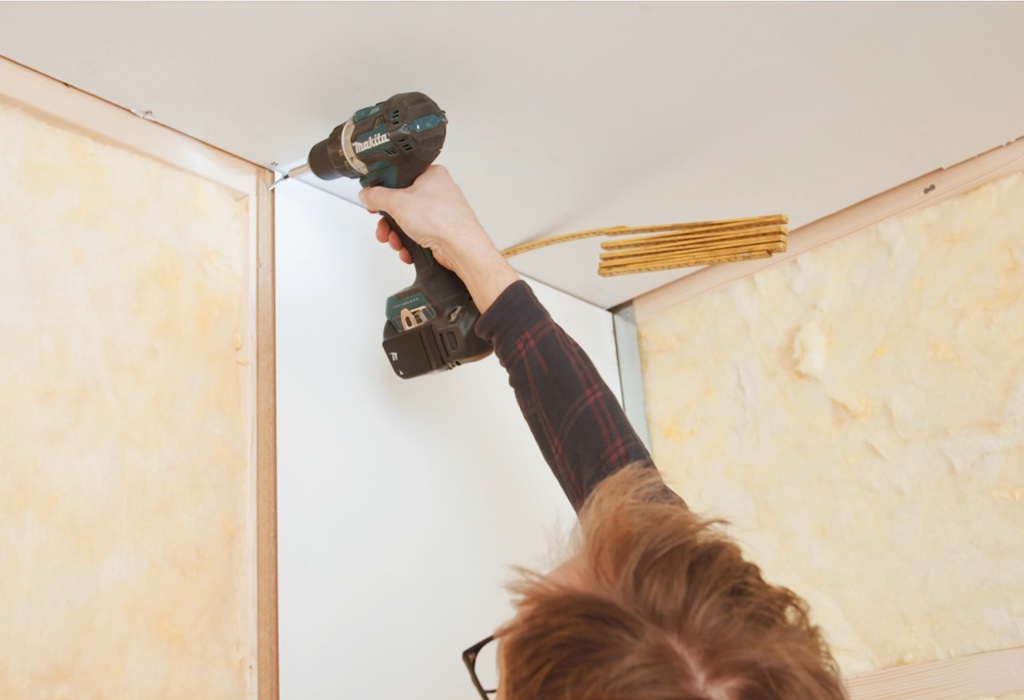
360, 167, 662, 512
475, 280, 656, 511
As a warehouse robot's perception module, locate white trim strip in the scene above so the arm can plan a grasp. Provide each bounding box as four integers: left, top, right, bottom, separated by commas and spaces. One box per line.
612, 303, 652, 452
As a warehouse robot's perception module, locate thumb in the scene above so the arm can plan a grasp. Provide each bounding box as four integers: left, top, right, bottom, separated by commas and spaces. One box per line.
359, 186, 395, 215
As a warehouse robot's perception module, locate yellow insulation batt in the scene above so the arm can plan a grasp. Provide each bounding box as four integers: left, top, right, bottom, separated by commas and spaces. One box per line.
637, 171, 1024, 678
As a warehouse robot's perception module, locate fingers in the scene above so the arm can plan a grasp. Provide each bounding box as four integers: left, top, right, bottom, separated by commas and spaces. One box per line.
362, 165, 469, 268
390, 231, 413, 265
359, 164, 448, 220
374, 216, 412, 265
387, 229, 403, 251
376, 218, 404, 252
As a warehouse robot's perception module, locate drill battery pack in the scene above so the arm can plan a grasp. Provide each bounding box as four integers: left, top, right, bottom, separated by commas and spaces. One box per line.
382, 300, 491, 379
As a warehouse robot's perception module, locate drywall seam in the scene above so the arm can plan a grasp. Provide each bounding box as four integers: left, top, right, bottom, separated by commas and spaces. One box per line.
634, 135, 1024, 322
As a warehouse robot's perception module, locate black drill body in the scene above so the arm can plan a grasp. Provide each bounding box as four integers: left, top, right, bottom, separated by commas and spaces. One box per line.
307, 92, 492, 379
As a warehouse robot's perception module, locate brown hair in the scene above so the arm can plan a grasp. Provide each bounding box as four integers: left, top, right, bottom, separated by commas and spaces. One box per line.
498, 465, 847, 700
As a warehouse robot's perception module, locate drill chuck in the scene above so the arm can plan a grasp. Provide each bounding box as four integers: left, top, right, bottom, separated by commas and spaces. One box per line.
308, 121, 364, 181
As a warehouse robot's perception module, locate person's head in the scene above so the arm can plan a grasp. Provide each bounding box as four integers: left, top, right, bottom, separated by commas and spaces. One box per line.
495, 465, 847, 700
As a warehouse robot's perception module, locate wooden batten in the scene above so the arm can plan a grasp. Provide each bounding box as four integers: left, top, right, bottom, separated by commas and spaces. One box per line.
255, 169, 279, 700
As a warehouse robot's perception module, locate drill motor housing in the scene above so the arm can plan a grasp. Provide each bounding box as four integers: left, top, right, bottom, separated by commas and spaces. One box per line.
307, 92, 493, 379
309, 92, 446, 189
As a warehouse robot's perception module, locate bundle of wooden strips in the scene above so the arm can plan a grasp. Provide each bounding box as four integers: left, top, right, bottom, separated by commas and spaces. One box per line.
501, 215, 788, 276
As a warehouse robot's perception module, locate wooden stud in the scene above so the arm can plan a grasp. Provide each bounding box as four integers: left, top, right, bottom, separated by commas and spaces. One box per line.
256, 169, 280, 700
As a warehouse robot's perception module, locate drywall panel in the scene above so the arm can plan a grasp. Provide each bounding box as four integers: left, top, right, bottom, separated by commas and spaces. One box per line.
635, 171, 1024, 688
0, 100, 258, 697
274, 181, 620, 699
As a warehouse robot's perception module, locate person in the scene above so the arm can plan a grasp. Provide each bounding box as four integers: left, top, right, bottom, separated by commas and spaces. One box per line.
360, 167, 847, 700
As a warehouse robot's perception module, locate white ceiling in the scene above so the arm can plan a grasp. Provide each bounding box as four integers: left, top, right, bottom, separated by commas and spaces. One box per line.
1, 2, 1022, 309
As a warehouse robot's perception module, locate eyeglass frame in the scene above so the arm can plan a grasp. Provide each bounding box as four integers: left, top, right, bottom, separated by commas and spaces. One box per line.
462, 634, 497, 699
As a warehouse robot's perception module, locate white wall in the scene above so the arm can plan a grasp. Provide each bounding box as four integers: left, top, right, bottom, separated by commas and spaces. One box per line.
275, 182, 621, 699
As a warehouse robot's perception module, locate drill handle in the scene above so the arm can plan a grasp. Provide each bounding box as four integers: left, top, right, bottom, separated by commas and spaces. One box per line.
383, 213, 435, 273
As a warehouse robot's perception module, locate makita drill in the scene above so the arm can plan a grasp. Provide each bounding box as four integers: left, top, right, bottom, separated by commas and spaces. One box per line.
305, 92, 493, 379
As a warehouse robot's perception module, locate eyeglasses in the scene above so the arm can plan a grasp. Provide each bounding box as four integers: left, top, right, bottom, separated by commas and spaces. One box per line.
462, 634, 498, 699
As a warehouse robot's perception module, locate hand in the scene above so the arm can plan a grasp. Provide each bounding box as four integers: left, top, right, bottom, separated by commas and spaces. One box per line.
360, 165, 487, 271
360, 165, 520, 313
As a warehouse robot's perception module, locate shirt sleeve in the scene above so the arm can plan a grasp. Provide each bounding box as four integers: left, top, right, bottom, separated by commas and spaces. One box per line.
475, 280, 663, 513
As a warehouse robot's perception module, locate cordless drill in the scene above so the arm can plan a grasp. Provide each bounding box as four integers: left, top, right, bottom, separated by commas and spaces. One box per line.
305, 92, 493, 379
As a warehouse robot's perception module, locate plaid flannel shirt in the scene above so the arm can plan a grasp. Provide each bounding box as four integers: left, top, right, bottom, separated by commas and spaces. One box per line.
476, 281, 664, 513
